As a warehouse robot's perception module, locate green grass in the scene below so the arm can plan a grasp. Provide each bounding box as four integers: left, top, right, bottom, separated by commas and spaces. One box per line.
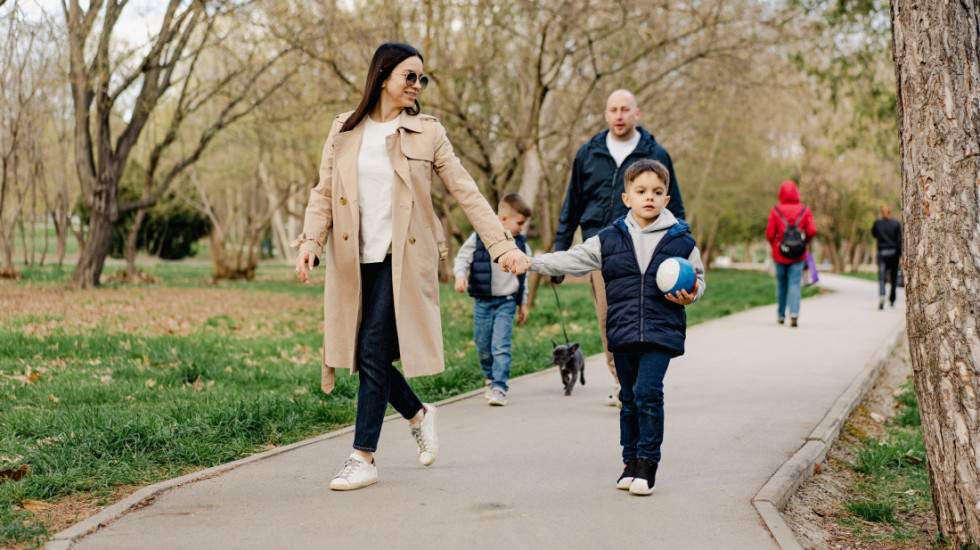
838, 376, 935, 546
8, 223, 80, 258
1, 264, 821, 545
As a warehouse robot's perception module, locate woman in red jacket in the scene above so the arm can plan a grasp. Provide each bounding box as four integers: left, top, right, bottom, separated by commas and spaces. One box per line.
766, 180, 817, 327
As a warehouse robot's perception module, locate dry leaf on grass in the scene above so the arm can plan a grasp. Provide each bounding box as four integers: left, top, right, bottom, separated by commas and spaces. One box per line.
0, 464, 31, 483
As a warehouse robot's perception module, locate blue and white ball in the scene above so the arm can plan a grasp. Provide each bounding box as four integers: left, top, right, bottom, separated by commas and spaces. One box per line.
656, 257, 696, 296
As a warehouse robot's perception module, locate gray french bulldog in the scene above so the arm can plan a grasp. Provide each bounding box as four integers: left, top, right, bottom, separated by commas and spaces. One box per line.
552, 340, 585, 396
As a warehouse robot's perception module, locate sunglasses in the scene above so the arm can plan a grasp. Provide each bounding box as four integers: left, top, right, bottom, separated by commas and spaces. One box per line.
405, 71, 429, 90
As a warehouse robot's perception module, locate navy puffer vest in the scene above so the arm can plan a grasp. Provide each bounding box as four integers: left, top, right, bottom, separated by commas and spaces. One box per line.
599, 216, 696, 356
468, 234, 528, 305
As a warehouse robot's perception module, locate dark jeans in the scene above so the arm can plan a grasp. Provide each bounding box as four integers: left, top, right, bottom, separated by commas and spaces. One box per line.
615, 348, 671, 463
352, 255, 425, 453
877, 251, 900, 304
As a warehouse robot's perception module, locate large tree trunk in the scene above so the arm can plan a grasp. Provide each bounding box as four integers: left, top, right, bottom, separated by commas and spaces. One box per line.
891, 0, 980, 545
71, 186, 117, 288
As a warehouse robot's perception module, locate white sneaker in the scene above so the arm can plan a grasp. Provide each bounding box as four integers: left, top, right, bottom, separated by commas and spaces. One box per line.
484, 379, 493, 400
605, 385, 621, 408
488, 387, 507, 406
329, 453, 377, 491
410, 404, 438, 466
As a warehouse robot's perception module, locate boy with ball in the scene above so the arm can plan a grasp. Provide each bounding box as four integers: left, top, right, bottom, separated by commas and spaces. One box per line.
531, 158, 705, 496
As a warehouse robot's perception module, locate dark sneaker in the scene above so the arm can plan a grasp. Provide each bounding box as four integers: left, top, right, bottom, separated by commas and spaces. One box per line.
790, 317, 798, 327
617, 458, 638, 490
629, 459, 658, 496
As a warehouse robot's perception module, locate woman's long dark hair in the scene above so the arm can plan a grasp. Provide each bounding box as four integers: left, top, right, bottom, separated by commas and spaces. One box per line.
341, 43, 424, 133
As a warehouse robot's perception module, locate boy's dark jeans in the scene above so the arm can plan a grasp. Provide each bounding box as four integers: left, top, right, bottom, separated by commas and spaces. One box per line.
353, 255, 425, 453
614, 348, 671, 463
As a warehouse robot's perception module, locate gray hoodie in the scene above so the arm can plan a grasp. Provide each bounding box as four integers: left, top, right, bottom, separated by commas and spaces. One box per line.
533, 210, 705, 302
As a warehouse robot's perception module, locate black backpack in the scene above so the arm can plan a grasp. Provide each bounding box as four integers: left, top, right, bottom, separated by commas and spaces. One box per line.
774, 206, 808, 260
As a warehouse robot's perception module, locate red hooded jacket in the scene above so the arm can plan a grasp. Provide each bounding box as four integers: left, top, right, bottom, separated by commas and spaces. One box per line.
766, 180, 817, 264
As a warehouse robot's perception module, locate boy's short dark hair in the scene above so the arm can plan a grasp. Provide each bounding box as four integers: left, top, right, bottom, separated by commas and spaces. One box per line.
624, 159, 670, 191
500, 193, 532, 218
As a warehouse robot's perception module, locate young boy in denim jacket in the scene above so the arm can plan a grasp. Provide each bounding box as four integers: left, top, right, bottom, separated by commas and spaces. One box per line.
531, 159, 705, 495
454, 194, 533, 406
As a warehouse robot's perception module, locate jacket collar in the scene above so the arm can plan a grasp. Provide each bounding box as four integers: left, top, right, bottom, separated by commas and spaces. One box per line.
589, 126, 657, 157
398, 113, 424, 133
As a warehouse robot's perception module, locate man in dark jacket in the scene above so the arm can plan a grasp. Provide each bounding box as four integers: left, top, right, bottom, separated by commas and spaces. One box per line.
551, 89, 686, 406
871, 204, 902, 309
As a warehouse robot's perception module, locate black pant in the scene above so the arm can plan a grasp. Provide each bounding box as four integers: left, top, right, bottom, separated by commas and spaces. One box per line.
352, 255, 424, 453
877, 250, 900, 304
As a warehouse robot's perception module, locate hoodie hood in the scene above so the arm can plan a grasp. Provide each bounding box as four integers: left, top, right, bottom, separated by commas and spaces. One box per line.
625, 208, 680, 234
778, 180, 800, 204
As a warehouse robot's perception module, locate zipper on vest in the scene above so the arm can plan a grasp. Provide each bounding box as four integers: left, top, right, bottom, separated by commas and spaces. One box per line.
639, 267, 645, 341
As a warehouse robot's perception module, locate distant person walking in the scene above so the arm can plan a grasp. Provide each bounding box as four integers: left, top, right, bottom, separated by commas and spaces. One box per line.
871, 204, 902, 309
552, 89, 686, 406
766, 180, 816, 327
294, 42, 530, 491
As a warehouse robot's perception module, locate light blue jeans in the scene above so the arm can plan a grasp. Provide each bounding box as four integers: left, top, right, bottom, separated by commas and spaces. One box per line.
775, 260, 804, 319
473, 296, 517, 392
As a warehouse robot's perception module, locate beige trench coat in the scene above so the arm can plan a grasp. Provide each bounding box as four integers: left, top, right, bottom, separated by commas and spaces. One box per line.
299, 111, 517, 394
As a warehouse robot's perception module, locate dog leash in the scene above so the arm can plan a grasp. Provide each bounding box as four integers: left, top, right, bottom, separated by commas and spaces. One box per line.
550, 283, 570, 345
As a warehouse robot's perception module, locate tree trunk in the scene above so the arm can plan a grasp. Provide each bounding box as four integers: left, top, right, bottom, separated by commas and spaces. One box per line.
125, 208, 147, 278
71, 187, 117, 288
891, 0, 980, 545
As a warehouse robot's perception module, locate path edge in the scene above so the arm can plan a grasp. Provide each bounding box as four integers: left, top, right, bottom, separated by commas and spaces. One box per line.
751, 318, 907, 550
44, 367, 558, 549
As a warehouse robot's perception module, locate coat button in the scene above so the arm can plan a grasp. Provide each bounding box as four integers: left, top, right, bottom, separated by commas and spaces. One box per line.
408, 237, 416, 245
343, 233, 349, 240
340, 197, 347, 205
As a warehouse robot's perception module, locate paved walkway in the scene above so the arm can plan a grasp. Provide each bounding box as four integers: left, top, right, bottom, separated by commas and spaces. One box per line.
52, 274, 905, 550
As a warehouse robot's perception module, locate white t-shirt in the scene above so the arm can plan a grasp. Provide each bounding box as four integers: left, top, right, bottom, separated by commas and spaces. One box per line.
357, 115, 401, 263
606, 130, 640, 167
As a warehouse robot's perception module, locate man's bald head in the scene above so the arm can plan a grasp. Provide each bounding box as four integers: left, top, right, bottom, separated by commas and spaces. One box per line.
604, 89, 641, 142
606, 89, 638, 110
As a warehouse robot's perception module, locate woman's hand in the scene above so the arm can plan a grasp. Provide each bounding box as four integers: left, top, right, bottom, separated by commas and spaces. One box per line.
498, 248, 531, 276
517, 303, 529, 325
665, 282, 698, 305
295, 249, 317, 283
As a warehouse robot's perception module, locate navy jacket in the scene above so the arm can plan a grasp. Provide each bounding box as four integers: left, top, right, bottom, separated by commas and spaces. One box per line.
468, 234, 529, 305
599, 216, 695, 357
554, 127, 684, 251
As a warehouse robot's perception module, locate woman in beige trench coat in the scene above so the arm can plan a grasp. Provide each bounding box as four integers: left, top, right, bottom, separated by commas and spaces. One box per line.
294, 43, 530, 491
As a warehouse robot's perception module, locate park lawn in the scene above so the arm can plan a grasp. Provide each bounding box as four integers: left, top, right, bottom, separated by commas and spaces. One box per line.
0, 265, 817, 546
7, 223, 79, 259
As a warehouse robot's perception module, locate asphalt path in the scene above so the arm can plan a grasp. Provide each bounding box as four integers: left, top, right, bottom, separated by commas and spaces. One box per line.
56, 273, 904, 550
